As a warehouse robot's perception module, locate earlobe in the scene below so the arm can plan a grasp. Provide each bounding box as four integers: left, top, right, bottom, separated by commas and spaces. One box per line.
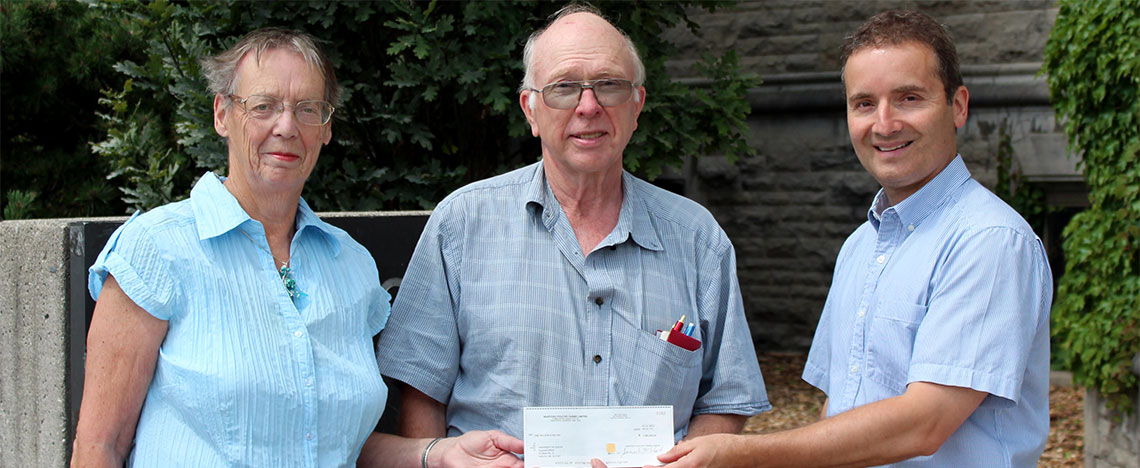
213, 94, 230, 137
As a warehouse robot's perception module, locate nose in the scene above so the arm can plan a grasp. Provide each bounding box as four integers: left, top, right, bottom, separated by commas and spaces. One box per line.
872, 103, 903, 136
272, 107, 299, 139
575, 88, 603, 117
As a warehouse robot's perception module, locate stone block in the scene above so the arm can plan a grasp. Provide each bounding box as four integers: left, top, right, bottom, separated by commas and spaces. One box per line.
1084, 379, 1140, 468
0, 219, 73, 467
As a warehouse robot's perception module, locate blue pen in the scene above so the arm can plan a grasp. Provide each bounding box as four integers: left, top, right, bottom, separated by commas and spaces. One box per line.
683, 323, 695, 336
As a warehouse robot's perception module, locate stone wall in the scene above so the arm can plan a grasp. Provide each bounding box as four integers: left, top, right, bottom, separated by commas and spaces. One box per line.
1084, 354, 1140, 468
0, 219, 75, 467
660, 0, 1074, 351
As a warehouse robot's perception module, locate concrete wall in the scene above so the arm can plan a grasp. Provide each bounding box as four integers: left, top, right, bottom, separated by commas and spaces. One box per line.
660, 0, 1077, 351
1085, 354, 1140, 468
0, 219, 76, 467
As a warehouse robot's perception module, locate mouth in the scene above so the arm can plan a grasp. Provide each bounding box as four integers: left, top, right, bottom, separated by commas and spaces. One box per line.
266, 152, 301, 161
572, 131, 607, 140
874, 141, 912, 152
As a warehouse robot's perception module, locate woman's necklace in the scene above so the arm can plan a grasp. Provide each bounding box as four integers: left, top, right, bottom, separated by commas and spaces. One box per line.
279, 262, 306, 302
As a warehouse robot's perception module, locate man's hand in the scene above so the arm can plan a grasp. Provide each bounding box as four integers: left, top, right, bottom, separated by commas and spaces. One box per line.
650, 434, 749, 468
639, 382, 986, 468
430, 430, 524, 468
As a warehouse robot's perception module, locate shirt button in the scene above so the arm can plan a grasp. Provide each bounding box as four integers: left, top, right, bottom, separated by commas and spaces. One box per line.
858, 309, 866, 318
305, 378, 313, 387
850, 364, 859, 373
593, 355, 602, 364
907, 224, 915, 232
876, 255, 886, 264
294, 330, 303, 338
305, 433, 314, 441
595, 297, 604, 306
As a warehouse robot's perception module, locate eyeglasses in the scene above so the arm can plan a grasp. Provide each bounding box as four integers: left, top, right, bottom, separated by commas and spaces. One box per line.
530, 79, 636, 109
228, 94, 335, 126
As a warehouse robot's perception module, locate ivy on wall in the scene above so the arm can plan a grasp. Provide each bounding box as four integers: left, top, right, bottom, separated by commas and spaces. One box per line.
1043, 0, 1140, 414
84, 0, 756, 213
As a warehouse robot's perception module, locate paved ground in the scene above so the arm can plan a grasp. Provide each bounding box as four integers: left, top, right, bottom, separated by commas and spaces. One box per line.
743, 353, 1084, 467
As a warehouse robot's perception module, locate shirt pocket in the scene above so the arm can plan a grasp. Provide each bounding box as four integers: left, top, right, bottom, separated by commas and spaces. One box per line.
866, 300, 927, 394
610, 320, 702, 420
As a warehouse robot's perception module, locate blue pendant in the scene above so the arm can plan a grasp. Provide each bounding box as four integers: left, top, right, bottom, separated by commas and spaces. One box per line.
279, 264, 307, 303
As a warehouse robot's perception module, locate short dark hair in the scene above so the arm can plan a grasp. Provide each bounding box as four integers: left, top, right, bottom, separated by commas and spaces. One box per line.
840, 10, 962, 103
200, 27, 341, 106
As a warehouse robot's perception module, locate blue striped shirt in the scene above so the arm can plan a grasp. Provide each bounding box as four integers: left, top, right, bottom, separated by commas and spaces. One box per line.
88, 172, 391, 467
376, 161, 769, 441
803, 155, 1052, 467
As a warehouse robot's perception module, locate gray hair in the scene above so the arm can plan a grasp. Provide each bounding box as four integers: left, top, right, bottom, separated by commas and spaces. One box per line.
519, 3, 645, 108
200, 27, 341, 106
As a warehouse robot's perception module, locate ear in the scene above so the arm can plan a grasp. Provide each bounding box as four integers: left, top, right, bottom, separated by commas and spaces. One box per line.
519, 91, 540, 137
631, 86, 646, 131
952, 85, 969, 129
322, 122, 333, 146
213, 94, 230, 138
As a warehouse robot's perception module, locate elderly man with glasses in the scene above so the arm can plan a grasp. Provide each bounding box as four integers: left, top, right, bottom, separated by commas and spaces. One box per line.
374, 3, 769, 457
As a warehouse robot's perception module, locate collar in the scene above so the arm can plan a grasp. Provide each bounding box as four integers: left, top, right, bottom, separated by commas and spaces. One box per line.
191, 172, 252, 240
524, 161, 663, 252
866, 154, 971, 231
189, 172, 341, 255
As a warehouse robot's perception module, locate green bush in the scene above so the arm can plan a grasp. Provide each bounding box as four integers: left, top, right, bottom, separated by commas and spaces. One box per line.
0, 0, 144, 218
1044, 0, 1140, 414
89, 0, 757, 213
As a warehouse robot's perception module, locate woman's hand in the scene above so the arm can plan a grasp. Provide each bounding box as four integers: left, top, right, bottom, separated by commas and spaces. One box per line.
429, 430, 524, 468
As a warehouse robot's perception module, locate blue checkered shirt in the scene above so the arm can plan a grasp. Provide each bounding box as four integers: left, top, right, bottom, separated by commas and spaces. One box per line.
377, 161, 769, 441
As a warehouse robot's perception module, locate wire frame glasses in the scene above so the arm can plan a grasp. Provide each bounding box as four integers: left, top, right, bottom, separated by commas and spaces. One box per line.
229, 94, 335, 126
530, 79, 635, 109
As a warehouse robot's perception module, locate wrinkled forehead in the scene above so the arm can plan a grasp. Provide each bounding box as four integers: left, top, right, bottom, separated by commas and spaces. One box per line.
533, 13, 635, 81
233, 47, 325, 93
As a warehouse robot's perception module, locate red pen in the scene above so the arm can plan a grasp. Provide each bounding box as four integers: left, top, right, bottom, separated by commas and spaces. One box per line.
671, 315, 686, 333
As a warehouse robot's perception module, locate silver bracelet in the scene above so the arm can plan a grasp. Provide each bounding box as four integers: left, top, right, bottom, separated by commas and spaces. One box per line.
421, 437, 443, 468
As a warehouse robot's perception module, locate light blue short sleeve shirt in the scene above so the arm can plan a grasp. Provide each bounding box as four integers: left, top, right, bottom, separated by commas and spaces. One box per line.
377, 161, 769, 441
88, 172, 391, 467
803, 156, 1053, 467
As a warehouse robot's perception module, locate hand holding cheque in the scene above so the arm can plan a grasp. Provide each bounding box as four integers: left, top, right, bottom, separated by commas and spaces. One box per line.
523, 315, 698, 468
524, 406, 674, 468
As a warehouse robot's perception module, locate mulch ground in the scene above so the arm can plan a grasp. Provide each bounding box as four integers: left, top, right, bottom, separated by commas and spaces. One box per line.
742, 353, 1084, 467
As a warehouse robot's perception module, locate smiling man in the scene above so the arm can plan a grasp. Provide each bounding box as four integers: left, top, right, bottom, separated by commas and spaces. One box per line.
653, 10, 1053, 468
375, 2, 768, 456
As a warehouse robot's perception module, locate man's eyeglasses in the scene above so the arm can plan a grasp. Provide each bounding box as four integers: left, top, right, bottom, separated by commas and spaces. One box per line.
530, 79, 636, 109
228, 94, 335, 126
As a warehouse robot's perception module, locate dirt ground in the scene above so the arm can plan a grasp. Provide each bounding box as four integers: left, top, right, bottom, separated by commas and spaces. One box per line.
743, 353, 1085, 467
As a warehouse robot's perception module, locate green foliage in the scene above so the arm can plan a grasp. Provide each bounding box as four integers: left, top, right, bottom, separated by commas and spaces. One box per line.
3, 190, 38, 220
87, 0, 754, 213
0, 0, 143, 218
1044, 0, 1140, 414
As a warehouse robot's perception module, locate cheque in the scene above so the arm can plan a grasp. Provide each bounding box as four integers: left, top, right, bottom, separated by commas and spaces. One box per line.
523, 406, 674, 468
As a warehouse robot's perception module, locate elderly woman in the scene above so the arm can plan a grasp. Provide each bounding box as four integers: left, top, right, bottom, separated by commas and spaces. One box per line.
70, 28, 522, 468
